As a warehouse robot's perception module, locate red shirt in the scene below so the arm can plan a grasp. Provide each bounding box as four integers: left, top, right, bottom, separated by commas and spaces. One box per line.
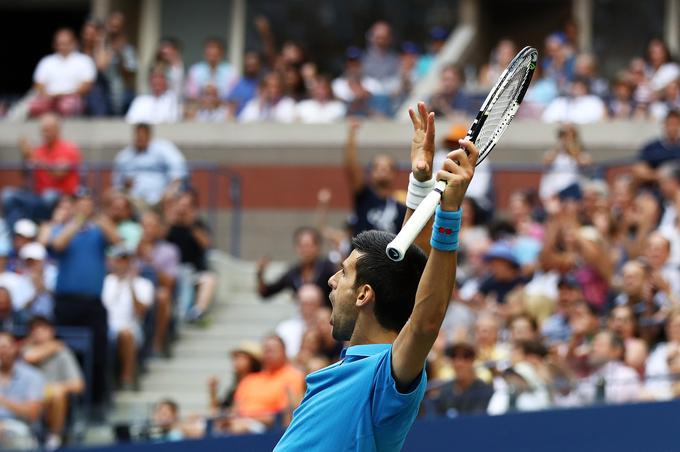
31, 139, 81, 195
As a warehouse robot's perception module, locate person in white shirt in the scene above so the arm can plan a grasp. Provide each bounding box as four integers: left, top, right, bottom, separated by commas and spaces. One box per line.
29, 28, 96, 117
539, 124, 592, 200
644, 233, 680, 298
113, 124, 188, 206
296, 76, 346, 123
102, 245, 154, 389
645, 310, 680, 400
126, 70, 180, 124
276, 284, 324, 358
646, 39, 680, 94
542, 77, 606, 124
238, 72, 296, 123
189, 84, 230, 123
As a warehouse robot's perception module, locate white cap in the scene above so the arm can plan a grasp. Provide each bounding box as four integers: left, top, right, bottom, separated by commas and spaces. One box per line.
14, 219, 38, 238
19, 242, 47, 261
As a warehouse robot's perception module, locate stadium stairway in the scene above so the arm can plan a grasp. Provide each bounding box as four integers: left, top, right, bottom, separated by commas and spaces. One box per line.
107, 252, 296, 431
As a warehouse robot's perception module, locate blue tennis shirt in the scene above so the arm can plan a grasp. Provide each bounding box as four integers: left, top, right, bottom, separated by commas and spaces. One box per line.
274, 343, 426, 452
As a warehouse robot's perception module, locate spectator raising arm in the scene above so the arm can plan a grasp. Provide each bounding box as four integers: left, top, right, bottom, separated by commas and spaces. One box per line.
343, 120, 365, 194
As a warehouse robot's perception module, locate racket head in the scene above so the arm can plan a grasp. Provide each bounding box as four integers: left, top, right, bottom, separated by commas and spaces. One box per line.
467, 46, 538, 166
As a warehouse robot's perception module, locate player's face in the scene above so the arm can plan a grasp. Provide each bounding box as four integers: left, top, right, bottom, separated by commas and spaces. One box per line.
328, 251, 361, 341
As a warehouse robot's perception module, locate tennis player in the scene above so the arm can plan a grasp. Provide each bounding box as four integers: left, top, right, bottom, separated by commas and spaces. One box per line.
274, 102, 478, 451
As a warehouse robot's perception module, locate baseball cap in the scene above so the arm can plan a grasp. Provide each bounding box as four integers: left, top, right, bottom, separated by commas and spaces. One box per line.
108, 244, 133, 258
345, 46, 362, 61
430, 26, 448, 41
401, 41, 420, 54
484, 242, 520, 268
19, 242, 47, 261
14, 219, 38, 239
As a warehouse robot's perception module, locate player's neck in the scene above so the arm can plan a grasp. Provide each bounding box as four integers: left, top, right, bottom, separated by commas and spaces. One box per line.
348, 315, 397, 346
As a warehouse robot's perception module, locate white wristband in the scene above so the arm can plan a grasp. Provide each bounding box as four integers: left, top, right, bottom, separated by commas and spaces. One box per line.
406, 173, 436, 210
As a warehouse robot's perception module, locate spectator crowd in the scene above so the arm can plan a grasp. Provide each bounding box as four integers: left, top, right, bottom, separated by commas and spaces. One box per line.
103, 108, 680, 445
14, 11, 680, 125
3, 8, 680, 451
0, 113, 217, 449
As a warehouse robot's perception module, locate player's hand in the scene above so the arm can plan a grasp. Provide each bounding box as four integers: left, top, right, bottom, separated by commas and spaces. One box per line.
408, 102, 435, 182
437, 139, 478, 211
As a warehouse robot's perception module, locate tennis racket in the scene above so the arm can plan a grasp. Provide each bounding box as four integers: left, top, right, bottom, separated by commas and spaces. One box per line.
386, 46, 538, 261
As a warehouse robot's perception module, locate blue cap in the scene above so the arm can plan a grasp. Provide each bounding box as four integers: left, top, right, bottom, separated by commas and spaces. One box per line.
546, 32, 567, 45
345, 46, 362, 60
484, 242, 520, 268
401, 41, 420, 54
430, 26, 448, 41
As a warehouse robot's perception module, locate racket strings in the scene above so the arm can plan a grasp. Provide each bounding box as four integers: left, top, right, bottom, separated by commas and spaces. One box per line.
475, 55, 534, 161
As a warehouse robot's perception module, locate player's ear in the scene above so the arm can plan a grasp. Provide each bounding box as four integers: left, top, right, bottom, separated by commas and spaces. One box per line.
355, 283, 375, 307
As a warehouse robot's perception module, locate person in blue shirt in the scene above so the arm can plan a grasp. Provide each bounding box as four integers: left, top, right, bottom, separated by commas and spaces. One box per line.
225, 51, 263, 116
633, 109, 680, 188
275, 102, 479, 451
49, 187, 120, 406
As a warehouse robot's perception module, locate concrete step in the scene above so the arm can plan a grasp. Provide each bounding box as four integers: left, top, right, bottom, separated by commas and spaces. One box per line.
108, 254, 299, 436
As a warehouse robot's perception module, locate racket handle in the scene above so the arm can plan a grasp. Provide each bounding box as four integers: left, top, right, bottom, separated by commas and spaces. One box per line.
386, 180, 446, 261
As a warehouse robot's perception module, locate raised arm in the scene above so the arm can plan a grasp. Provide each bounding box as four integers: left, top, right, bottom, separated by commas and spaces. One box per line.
391, 138, 478, 389
343, 120, 365, 194
402, 102, 436, 255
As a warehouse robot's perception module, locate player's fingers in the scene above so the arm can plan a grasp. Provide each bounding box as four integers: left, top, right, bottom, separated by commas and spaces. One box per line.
418, 102, 428, 129
440, 158, 465, 178
426, 112, 435, 146
408, 108, 420, 131
445, 148, 471, 171
459, 139, 480, 166
437, 168, 463, 185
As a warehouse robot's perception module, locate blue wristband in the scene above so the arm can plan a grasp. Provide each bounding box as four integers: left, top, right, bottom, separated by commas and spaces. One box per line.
430, 206, 462, 251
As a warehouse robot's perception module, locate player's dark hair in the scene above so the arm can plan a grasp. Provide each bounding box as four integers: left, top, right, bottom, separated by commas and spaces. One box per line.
351, 230, 427, 332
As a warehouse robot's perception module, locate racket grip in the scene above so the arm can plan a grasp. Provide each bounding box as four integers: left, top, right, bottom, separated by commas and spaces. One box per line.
386, 180, 446, 261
